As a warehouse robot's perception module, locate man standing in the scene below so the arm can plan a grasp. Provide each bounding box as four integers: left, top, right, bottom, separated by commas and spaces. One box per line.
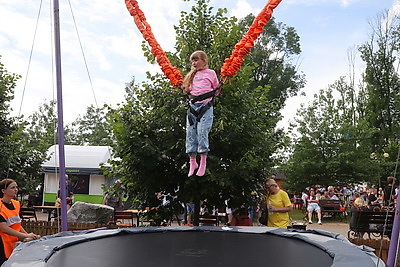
383, 176, 397, 208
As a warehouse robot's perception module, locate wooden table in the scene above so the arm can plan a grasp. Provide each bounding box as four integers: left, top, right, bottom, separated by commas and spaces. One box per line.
32, 206, 61, 221
125, 209, 141, 226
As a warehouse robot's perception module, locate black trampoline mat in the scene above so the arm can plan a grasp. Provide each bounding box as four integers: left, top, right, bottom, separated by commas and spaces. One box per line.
47, 231, 333, 267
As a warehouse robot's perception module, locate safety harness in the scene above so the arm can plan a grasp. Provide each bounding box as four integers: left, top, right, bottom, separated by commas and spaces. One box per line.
187, 88, 220, 126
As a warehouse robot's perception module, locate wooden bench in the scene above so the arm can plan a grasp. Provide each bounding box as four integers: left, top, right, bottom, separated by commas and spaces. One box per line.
348, 209, 395, 239
20, 207, 38, 221
318, 199, 345, 219
198, 215, 219, 226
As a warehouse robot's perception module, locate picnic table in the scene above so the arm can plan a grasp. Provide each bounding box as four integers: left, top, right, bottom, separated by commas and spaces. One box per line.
32, 205, 61, 222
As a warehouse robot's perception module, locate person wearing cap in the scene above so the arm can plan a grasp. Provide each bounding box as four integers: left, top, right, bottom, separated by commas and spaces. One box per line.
264, 178, 292, 228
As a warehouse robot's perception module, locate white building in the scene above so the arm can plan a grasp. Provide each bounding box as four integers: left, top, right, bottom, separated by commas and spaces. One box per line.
41, 145, 113, 205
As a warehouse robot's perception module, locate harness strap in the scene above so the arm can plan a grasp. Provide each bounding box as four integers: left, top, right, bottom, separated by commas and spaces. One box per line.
188, 100, 214, 126
187, 84, 222, 125
188, 88, 219, 104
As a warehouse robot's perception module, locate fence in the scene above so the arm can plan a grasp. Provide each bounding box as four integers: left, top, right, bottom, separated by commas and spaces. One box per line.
22, 221, 114, 237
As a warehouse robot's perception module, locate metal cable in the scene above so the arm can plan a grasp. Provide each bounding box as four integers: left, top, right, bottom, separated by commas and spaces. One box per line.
67, 0, 98, 108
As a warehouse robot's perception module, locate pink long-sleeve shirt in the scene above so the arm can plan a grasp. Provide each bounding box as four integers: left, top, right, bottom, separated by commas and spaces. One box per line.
189, 69, 219, 103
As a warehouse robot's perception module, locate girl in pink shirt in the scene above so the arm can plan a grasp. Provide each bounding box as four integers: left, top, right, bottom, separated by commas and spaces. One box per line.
182, 51, 219, 177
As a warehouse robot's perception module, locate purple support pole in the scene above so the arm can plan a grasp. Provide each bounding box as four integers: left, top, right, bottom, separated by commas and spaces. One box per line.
387, 193, 400, 267
53, 0, 68, 232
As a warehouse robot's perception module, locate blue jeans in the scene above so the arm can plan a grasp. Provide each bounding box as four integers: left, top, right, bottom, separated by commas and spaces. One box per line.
186, 102, 213, 156
186, 203, 195, 214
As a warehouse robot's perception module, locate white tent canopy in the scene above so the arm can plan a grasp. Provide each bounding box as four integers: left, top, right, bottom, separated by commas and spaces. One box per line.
42, 145, 112, 174
41, 145, 114, 201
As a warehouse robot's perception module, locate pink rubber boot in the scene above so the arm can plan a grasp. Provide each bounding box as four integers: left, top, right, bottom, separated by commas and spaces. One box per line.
188, 157, 198, 177
196, 154, 207, 176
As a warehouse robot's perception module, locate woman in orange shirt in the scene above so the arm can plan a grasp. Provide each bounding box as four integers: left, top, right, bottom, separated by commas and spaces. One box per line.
0, 179, 39, 264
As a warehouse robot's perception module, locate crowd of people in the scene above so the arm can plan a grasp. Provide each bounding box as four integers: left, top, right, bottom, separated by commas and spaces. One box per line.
290, 176, 398, 224
182, 176, 399, 229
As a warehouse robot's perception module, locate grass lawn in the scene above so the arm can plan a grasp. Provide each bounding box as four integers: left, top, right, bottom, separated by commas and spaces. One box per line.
289, 208, 307, 222
289, 208, 350, 223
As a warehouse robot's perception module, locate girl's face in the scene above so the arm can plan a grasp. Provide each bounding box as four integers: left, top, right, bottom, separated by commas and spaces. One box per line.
2, 182, 18, 198
191, 56, 206, 70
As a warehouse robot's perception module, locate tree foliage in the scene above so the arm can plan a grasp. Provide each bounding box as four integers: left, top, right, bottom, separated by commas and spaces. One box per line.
108, 0, 298, 223
0, 57, 47, 196
282, 10, 400, 192
0, 56, 19, 177
240, 15, 305, 110
68, 104, 113, 146
283, 79, 379, 191
359, 11, 400, 151
25, 100, 58, 152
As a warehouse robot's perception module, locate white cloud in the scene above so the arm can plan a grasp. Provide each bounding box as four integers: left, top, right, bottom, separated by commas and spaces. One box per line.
388, 0, 400, 24
0, 0, 396, 126
341, 0, 348, 7
231, 0, 255, 19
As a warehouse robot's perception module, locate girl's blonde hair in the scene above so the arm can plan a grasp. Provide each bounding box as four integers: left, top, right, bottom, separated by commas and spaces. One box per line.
182, 51, 208, 93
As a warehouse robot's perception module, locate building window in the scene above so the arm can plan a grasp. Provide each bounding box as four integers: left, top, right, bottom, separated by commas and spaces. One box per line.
70, 174, 90, 194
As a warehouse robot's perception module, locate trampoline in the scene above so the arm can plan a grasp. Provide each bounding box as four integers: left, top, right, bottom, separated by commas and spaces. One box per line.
5, 226, 384, 267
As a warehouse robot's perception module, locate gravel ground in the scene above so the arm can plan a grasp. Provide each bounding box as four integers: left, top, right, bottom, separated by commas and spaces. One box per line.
304, 221, 349, 237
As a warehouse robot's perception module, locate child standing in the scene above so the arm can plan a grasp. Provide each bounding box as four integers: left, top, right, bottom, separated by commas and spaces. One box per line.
182, 51, 219, 177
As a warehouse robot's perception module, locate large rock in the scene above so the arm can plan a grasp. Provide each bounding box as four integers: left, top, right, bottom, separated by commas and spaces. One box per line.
67, 201, 114, 224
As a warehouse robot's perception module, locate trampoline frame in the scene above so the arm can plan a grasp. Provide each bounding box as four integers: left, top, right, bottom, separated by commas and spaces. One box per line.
5, 226, 385, 267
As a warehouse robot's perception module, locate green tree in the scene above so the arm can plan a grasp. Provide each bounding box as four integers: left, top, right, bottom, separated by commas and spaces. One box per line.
0, 57, 47, 196
283, 10, 400, 192
284, 79, 377, 191
173, 0, 240, 72
68, 104, 113, 146
25, 100, 58, 153
359, 11, 400, 151
0, 56, 20, 177
10, 124, 48, 197
18, 101, 60, 196
109, 0, 292, 224
240, 15, 305, 110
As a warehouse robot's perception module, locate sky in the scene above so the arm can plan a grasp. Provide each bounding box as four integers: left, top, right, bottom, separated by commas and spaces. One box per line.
0, 0, 399, 126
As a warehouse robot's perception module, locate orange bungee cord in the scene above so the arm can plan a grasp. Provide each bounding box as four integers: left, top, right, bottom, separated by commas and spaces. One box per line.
125, 0, 183, 87
125, 0, 283, 87
220, 0, 283, 79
